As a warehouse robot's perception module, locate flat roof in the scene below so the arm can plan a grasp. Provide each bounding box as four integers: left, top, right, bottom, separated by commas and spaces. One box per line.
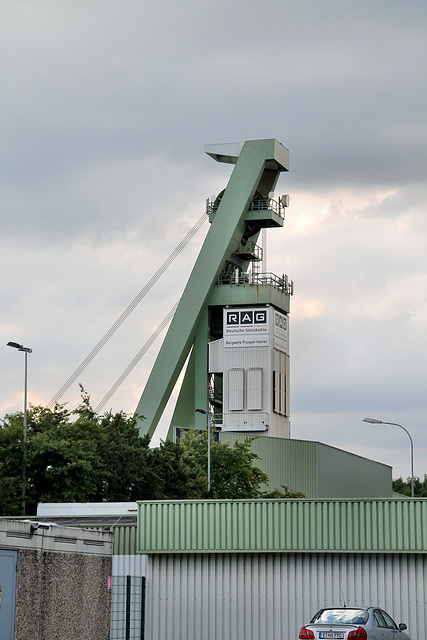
37, 502, 138, 517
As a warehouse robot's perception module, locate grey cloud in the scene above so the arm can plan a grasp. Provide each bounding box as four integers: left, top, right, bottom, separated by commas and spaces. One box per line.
1, 1, 426, 480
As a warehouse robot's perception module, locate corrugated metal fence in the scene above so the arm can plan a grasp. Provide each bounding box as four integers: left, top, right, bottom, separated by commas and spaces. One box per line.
146, 552, 426, 640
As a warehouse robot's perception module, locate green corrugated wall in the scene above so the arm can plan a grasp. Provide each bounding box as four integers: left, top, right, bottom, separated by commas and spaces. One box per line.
85, 524, 139, 555
112, 524, 139, 555
137, 498, 427, 554
218, 434, 392, 498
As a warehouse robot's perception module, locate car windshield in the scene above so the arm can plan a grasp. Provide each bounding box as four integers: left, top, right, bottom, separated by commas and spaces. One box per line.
311, 609, 368, 625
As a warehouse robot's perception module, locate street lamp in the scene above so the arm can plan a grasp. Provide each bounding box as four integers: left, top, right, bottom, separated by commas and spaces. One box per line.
363, 417, 414, 498
7, 341, 32, 515
195, 408, 214, 494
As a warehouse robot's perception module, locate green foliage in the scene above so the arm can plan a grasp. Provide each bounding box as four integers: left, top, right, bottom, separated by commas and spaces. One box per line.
177, 430, 270, 499
0, 390, 304, 515
152, 439, 194, 498
29, 402, 101, 506
96, 410, 159, 501
261, 485, 306, 499
393, 475, 427, 497
0, 390, 155, 515
0, 412, 24, 515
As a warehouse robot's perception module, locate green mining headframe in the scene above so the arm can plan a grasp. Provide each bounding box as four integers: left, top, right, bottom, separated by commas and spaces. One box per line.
135, 139, 292, 440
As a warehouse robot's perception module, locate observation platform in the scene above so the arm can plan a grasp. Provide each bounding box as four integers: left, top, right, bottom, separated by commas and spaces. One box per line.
209, 272, 293, 312
207, 195, 287, 227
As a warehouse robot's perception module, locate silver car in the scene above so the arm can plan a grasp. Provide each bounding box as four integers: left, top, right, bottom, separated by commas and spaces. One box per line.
298, 607, 410, 639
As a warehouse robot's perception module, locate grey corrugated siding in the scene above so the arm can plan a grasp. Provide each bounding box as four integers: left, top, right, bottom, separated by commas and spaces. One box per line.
109, 527, 146, 640
145, 552, 426, 640
137, 499, 427, 553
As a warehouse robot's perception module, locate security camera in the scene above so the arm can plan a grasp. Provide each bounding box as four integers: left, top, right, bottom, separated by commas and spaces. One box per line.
23, 519, 40, 535
29, 523, 39, 535
24, 520, 57, 535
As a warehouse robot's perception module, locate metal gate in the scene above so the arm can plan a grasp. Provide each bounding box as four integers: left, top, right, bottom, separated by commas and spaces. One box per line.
0, 550, 17, 640
111, 575, 146, 640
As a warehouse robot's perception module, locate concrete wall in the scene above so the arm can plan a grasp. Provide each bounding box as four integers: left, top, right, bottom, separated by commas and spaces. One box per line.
15, 549, 112, 640
0, 519, 113, 640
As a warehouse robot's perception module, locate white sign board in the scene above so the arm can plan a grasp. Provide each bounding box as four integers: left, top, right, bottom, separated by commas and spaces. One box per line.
223, 307, 269, 348
273, 309, 289, 354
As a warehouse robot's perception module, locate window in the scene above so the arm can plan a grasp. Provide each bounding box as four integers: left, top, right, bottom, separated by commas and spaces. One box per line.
373, 610, 387, 628
312, 609, 367, 625
380, 611, 398, 630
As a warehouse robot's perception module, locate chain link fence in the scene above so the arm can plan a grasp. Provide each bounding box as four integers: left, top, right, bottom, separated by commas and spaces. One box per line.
110, 576, 146, 640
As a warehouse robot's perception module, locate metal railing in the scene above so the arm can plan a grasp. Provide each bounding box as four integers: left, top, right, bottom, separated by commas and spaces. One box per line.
206, 197, 286, 219
206, 198, 218, 216
235, 239, 262, 261
209, 386, 223, 405
217, 271, 293, 295
249, 197, 285, 219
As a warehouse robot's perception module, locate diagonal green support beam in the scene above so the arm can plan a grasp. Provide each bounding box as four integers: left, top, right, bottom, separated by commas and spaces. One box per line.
135, 139, 289, 439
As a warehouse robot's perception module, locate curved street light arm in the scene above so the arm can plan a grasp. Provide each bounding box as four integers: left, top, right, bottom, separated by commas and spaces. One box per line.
363, 417, 414, 498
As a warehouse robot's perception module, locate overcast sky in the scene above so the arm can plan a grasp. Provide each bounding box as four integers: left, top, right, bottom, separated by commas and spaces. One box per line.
1, 0, 426, 481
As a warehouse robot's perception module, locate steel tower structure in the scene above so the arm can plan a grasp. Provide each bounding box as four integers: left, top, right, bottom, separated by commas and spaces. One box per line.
135, 139, 293, 439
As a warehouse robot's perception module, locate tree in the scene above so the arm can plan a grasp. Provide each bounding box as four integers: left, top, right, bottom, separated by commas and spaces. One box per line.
96, 410, 160, 501
0, 411, 25, 515
177, 429, 270, 499
0, 390, 304, 515
151, 439, 197, 499
152, 431, 303, 500
393, 475, 427, 497
28, 402, 101, 507
0, 390, 156, 515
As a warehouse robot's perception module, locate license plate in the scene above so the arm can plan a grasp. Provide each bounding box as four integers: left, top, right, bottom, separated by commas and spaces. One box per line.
319, 634, 344, 639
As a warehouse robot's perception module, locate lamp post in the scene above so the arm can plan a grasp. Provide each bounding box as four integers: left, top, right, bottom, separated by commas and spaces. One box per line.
363, 417, 414, 498
7, 341, 32, 515
195, 408, 214, 494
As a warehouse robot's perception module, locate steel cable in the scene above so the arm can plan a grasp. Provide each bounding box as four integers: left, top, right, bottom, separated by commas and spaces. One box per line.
47, 213, 207, 407
94, 300, 179, 414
